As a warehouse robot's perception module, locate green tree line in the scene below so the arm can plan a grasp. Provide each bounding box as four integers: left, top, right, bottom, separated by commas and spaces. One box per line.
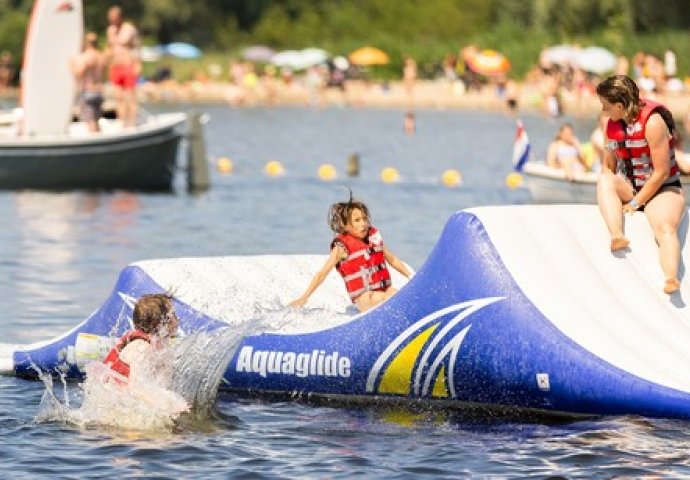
1, 0, 689, 81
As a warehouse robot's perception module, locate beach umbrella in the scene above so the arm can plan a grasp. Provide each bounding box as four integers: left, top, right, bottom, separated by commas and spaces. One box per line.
348, 46, 390, 66
575, 46, 616, 74
270, 48, 329, 70
333, 55, 349, 71
300, 48, 329, 67
271, 50, 306, 69
140, 45, 164, 62
164, 42, 202, 59
241, 45, 275, 63
466, 49, 510, 76
540, 44, 580, 66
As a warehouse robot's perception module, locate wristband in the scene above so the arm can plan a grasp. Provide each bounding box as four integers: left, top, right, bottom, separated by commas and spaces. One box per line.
629, 198, 640, 210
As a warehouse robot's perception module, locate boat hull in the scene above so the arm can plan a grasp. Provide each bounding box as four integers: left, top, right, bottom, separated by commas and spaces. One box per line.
0, 113, 186, 191
523, 162, 690, 204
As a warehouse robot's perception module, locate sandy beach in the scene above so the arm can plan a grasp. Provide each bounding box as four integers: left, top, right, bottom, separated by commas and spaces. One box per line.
132, 78, 690, 119
2, 78, 689, 119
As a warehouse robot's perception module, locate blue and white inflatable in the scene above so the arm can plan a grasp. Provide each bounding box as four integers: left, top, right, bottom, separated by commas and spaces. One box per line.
2, 205, 690, 419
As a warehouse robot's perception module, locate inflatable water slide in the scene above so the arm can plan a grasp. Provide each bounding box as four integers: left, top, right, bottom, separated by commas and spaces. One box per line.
2, 205, 690, 419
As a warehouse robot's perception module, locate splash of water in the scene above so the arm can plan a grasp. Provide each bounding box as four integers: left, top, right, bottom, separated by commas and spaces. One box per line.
35, 339, 190, 431
34, 325, 246, 431
243, 297, 355, 335
170, 327, 244, 419
33, 303, 347, 431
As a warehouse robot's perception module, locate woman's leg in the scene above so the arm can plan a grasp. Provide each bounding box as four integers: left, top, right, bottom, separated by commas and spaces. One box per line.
597, 171, 634, 250
644, 187, 686, 292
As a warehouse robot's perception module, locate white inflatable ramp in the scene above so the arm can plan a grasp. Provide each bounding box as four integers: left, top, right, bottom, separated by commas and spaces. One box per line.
4, 205, 690, 419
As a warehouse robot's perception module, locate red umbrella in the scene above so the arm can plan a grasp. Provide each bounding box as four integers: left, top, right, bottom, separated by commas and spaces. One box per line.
467, 49, 510, 76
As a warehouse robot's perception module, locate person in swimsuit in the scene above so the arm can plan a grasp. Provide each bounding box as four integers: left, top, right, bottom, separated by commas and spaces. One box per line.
70, 32, 106, 132
106, 5, 140, 127
546, 123, 586, 180
596, 75, 685, 294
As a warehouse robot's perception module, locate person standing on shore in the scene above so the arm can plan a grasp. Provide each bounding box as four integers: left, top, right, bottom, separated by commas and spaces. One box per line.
403, 55, 417, 106
70, 32, 106, 133
596, 75, 685, 295
106, 5, 140, 127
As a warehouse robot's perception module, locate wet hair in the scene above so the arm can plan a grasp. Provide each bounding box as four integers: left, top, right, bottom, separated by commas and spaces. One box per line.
596, 75, 640, 123
327, 191, 370, 234
132, 293, 176, 334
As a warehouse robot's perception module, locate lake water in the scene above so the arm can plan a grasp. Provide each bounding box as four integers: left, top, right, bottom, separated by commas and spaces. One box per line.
2, 104, 689, 478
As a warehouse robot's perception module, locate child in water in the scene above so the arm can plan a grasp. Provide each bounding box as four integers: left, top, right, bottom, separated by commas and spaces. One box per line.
103, 293, 180, 383
290, 195, 412, 312
96, 293, 189, 419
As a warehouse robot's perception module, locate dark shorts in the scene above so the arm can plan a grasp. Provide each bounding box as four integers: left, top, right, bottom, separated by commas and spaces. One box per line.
79, 91, 103, 122
637, 179, 683, 211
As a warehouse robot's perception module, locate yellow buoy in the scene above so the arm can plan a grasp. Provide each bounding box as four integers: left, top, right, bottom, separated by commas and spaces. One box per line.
265, 160, 284, 177
441, 169, 462, 187
318, 163, 337, 181
581, 141, 595, 171
505, 171, 523, 189
380, 166, 400, 184
217, 157, 233, 174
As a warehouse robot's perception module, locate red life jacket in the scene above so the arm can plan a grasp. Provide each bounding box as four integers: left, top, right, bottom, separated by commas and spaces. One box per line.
333, 226, 392, 302
606, 99, 679, 192
102, 330, 151, 379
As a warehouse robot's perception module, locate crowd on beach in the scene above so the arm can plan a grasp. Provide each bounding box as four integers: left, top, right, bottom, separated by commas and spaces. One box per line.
131, 44, 690, 119
2, 27, 689, 125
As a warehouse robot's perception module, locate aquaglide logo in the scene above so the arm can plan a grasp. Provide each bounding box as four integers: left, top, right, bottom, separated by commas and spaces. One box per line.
236, 346, 352, 379
233, 297, 502, 392
366, 297, 503, 398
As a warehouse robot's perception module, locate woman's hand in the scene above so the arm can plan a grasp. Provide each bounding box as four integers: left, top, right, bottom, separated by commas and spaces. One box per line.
622, 198, 640, 215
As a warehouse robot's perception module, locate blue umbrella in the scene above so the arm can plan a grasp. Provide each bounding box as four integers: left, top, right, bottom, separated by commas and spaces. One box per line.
164, 42, 202, 59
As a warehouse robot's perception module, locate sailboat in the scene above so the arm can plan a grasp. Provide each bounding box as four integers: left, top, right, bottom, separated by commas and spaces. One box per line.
0, 0, 205, 191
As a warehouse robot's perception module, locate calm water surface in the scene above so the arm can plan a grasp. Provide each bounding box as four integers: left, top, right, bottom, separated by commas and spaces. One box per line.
2, 105, 689, 478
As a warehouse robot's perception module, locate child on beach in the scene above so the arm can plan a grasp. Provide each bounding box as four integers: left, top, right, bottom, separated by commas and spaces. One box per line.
289, 195, 412, 312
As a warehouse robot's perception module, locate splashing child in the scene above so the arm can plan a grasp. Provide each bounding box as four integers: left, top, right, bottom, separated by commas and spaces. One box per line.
94, 294, 189, 418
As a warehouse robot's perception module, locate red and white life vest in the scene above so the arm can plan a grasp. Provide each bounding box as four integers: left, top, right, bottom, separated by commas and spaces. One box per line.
333, 226, 392, 302
606, 99, 679, 191
102, 330, 151, 379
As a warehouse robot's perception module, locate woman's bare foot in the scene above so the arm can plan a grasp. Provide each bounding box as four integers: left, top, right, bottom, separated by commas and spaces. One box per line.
610, 237, 630, 252
663, 278, 681, 294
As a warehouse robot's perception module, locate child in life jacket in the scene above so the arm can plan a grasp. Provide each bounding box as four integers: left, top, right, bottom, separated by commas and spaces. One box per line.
103, 293, 180, 385
89, 293, 188, 420
289, 196, 412, 312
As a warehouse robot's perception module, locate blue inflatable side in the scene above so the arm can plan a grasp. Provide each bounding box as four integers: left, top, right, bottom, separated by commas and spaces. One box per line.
10, 208, 690, 419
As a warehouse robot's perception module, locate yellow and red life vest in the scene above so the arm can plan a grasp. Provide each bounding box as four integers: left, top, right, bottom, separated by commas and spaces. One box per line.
606, 99, 679, 192
102, 330, 151, 379
333, 226, 392, 302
